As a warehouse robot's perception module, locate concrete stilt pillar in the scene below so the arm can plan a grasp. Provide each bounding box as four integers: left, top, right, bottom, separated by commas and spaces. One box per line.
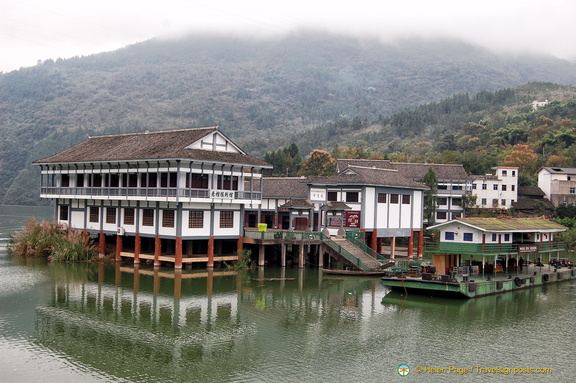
391, 237, 396, 260
237, 236, 244, 257
408, 229, 414, 260
115, 234, 123, 262
371, 229, 377, 252
258, 244, 265, 267
174, 270, 182, 301
115, 263, 121, 286
417, 229, 424, 258
175, 237, 183, 269
154, 235, 161, 267
318, 245, 324, 268
207, 236, 214, 269
298, 244, 305, 269
99, 231, 106, 258
134, 233, 141, 264
281, 243, 287, 267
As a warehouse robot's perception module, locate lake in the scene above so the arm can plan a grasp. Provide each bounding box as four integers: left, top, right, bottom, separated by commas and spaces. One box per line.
1, 205, 575, 382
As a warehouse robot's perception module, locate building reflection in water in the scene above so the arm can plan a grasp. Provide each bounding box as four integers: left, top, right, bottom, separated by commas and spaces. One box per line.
34, 263, 385, 382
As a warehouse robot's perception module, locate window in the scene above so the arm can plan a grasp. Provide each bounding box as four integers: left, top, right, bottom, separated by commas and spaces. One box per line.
106, 207, 116, 224
124, 208, 135, 225
217, 175, 239, 190
346, 192, 359, 203
502, 185, 507, 191
504, 234, 510, 241
77, 174, 85, 187
189, 211, 204, 228
437, 197, 447, 206
501, 199, 506, 206
220, 211, 234, 228
481, 198, 487, 205
390, 194, 399, 204
61, 174, 70, 187
463, 233, 473, 241
142, 209, 154, 226
189, 173, 209, 189
511, 185, 515, 191
162, 210, 175, 228
436, 212, 447, 220
492, 233, 497, 242
472, 183, 477, 190
493, 184, 498, 190
445, 232, 455, 240
451, 185, 463, 191
502, 170, 508, 176
570, 187, 576, 194
482, 184, 487, 190
89, 206, 99, 223
377, 193, 387, 203
512, 170, 516, 176
452, 198, 462, 206
327, 191, 338, 201
59, 205, 69, 221
402, 195, 411, 204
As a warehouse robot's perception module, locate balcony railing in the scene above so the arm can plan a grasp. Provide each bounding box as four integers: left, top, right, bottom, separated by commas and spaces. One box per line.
424, 241, 565, 255
40, 186, 262, 200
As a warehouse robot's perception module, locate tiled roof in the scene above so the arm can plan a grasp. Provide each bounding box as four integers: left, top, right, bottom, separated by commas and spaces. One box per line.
34, 127, 271, 167
512, 199, 555, 211
251, 177, 310, 199
454, 217, 566, 232
518, 186, 546, 197
335, 159, 469, 180
325, 201, 351, 210
279, 199, 314, 208
308, 166, 427, 190
538, 166, 576, 174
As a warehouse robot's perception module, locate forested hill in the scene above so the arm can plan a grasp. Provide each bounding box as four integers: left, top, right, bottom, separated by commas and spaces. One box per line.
1, 31, 576, 205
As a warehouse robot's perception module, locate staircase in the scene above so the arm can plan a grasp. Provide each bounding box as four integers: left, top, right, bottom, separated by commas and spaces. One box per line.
323, 237, 393, 272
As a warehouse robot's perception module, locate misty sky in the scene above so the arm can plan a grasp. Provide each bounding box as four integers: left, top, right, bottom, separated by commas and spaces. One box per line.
1, 0, 575, 72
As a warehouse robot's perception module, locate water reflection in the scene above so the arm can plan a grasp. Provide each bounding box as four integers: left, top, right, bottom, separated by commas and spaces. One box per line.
33, 264, 384, 382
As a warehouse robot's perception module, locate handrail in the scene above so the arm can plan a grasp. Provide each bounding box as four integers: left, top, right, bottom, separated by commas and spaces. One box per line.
424, 241, 565, 255
40, 186, 262, 200
345, 235, 390, 261
322, 237, 376, 271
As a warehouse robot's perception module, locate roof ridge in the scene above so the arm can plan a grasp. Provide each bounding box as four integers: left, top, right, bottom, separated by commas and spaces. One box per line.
348, 165, 398, 172
88, 126, 219, 139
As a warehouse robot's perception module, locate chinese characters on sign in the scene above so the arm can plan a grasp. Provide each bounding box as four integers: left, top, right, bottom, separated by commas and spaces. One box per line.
210, 190, 235, 200
310, 188, 326, 202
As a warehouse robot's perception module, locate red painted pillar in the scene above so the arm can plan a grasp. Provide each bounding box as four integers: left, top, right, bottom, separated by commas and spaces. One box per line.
115, 234, 123, 262
207, 236, 215, 268
371, 229, 378, 252
134, 233, 141, 264
154, 235, 161, 267
98, 231, 106, 258
408, 228, 414, 259
237, 235, 244, 259
417, 229, 424, 258
175, 237, 183, 269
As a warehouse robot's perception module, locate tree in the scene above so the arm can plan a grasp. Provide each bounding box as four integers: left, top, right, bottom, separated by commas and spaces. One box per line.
423, 167, 438, 225
298, 150, 336, 176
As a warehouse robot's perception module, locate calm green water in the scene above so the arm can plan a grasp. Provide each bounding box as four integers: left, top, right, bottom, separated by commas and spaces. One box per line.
1, 205, 576, 382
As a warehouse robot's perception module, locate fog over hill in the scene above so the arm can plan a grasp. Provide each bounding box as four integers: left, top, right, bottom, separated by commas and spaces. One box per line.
1, 31, 575, 205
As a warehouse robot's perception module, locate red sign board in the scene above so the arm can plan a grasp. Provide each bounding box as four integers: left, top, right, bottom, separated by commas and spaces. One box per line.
344, 211, 361, 228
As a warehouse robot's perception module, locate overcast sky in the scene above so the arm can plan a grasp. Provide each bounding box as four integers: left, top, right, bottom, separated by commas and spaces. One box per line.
1, 0, 575, 72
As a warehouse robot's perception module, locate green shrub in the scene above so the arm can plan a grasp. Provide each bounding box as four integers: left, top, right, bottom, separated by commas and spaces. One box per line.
9, 218, 97, 262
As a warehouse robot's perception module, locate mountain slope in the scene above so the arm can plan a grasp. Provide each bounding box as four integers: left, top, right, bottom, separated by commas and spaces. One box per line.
1, 31, 575, 205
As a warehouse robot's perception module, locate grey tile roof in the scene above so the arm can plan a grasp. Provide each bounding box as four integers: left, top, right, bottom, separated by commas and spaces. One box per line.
309, 166, 428, 190
34, 127, 271, 168
279, 199, 314, 208
250, 177, 310, 199
335, 159, 470, 180
538, 166, 576, 174
518, 186, 546, 197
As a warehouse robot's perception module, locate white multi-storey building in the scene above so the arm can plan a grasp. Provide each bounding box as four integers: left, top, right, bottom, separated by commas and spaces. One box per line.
471, 166, 519, 209
34, 127, 271, 269
537, 166, 576, 207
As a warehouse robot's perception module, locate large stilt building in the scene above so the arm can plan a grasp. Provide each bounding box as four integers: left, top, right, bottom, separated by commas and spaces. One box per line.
34, 127, 272, 268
